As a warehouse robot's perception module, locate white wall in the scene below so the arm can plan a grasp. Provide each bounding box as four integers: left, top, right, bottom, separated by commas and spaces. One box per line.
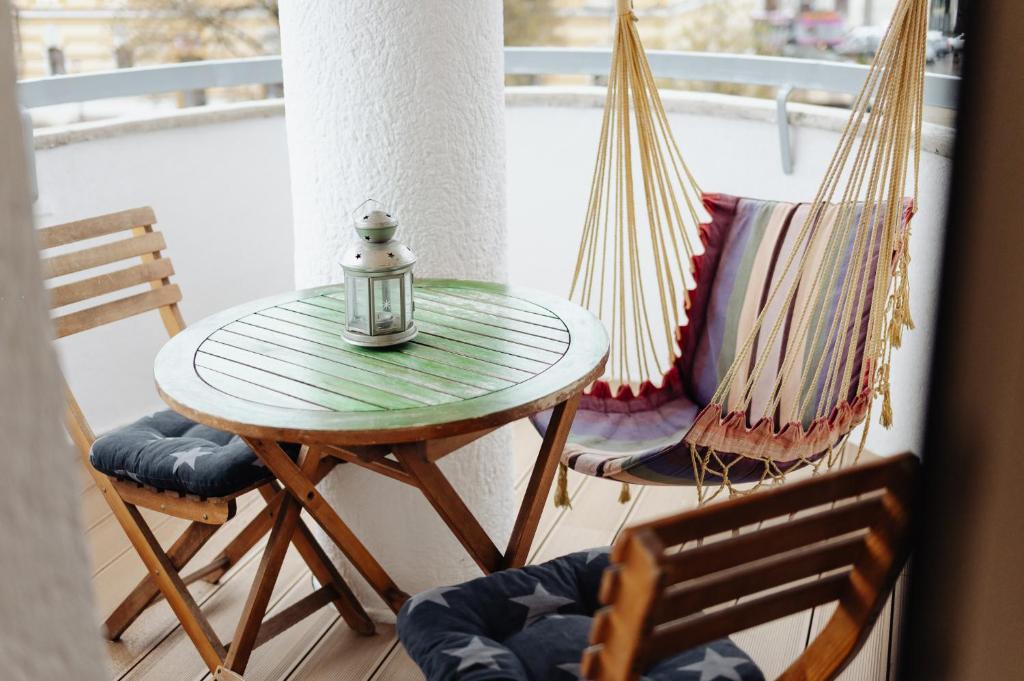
35, 89, 951, 458
35, 107, 295, 435
0, 1, 107, 677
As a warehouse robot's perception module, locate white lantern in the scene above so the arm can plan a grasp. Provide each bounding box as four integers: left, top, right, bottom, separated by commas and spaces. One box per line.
340, 201, 417, 347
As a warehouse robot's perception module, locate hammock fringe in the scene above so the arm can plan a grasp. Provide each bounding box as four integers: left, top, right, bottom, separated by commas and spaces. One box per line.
554, 462, 572, 509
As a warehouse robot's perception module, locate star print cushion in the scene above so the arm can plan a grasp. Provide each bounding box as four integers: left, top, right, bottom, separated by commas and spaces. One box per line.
89, 409, 282, 497
397, 548, 609, 680
396, 548, 763, 681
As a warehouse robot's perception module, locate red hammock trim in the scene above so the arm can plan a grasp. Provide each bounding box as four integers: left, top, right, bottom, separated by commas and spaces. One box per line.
583, 192, 729, 405
683, 386, 873, 464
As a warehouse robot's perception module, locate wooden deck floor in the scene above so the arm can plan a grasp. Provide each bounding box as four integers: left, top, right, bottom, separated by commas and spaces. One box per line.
85, 422, 905, 680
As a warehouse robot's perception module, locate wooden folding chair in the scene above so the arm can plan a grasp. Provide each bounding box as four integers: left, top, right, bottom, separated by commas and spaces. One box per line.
583, 452, 919, 681
41, 207, 373, 675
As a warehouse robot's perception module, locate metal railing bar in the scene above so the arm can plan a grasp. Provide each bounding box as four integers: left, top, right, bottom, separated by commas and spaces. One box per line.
775, 85, 795, 175
17, 56, 283, 109
18, 48, 959, 112
505, 48, 959, 109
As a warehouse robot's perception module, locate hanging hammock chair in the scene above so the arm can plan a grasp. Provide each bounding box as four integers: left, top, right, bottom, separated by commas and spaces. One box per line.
533, 0, 926, 504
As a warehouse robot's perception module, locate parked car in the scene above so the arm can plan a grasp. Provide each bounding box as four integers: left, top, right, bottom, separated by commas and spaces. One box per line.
834, 25, 884, 58
836, 25, 940, 63
927, 30, 950, 57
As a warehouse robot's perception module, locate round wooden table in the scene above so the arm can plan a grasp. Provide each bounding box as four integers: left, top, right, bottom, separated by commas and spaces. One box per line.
155, 279, 608, 674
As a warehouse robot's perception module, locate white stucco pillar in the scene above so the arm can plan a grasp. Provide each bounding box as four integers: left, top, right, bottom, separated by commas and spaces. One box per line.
0, 3, 107, 676
278, 1, 512, 613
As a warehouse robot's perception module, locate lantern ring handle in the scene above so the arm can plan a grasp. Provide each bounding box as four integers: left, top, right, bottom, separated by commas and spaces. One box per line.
352, 198, 390, 222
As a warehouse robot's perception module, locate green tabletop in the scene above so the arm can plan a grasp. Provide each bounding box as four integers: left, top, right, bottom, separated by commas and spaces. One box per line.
155, 279, 609, 445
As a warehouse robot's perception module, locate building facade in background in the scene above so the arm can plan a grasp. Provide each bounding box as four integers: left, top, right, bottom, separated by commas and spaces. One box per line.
12, 0, 278, 80
13, 0, 963, 80
12, 0, 960, 127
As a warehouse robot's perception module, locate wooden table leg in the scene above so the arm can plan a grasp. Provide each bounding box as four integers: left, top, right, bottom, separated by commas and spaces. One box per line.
393, 393, 581, 575
258, 482, 374, 635
201, 488, 284, 585
394, 443, 504, 573
224, 493, 302, 674
226, 445, 325, 673
502, 394, 581, 569
243, 437, 409, 612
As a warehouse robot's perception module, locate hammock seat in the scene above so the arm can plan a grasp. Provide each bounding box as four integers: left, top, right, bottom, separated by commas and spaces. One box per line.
533, 193, 912, 487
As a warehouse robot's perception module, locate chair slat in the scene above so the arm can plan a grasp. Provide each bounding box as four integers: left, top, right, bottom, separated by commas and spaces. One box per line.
645, 572, 850, 664
659, 496, 884, 584
54, 284, 182, 338
48, 258, 175, 309
652, 532, 867, 623
42, 230, 167, 279
37, 206, 156, 249
109, 478, 234, 524
645, 456, 912, 548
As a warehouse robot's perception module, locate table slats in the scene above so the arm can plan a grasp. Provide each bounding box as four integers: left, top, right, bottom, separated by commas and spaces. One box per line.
223, 321, 491, 399
429, 286, 560, 318
287, 299, 564, 366
197, 366, 330, 411
195, 352, 380, 412
208, 330, 457, 406
411, 294, 571, 343
193, 284, 575, 416
310, 294, 570, 353
201, 340, 427, 409
258, 307, 545, 380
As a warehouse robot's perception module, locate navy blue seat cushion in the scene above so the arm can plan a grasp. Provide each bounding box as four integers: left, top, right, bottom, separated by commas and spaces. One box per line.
397, 548, 764, 681
90, 409, 281, 497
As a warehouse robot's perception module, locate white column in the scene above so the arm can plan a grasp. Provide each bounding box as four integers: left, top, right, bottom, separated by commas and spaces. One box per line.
278, 0, 512, 614
0, 3, 106, 676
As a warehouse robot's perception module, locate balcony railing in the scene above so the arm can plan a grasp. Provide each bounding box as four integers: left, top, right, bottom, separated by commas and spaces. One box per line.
17, 47, 959, 193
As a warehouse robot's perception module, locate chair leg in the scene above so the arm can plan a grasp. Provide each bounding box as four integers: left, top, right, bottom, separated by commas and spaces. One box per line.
101, 486, 226, 672
104, 484, 289, 641
104, 520, 220, 640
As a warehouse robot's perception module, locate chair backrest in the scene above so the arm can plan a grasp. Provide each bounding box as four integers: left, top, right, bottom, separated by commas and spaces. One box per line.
582, 453, 919, 681
39, 207, 183, 453
40, 206, 184, 339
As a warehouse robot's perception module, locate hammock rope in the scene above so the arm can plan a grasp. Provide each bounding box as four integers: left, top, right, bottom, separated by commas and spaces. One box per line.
570, 0, 704, 389
561, 0, 928, 502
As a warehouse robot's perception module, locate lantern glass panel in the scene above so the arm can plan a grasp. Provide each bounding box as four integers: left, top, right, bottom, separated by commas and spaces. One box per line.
372, 276, 403, 334
346, 276, 370, 333
403, 271, 413, 324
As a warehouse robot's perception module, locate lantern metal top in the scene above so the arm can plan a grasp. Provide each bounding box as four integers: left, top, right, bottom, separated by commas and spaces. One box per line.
355, 208, 398, 243
341, 240, 416, 273
341, 201, 417, 273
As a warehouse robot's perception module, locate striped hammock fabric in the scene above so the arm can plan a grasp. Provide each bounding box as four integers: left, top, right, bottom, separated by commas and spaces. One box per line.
533, 193, 912, 486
